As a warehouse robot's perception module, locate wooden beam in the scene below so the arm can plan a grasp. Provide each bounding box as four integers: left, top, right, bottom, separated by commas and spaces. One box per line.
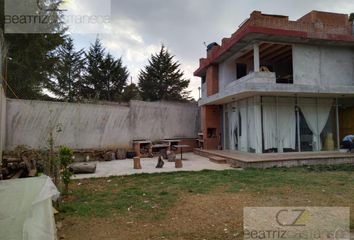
260, 44, 286, 61
262, 46, 292, 62
259, 43, 274, 54
239, 49, 253, 61
272, 51, 292, 63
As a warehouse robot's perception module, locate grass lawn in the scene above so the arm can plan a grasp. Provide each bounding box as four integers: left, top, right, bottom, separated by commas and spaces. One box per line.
57, 164, 354, 240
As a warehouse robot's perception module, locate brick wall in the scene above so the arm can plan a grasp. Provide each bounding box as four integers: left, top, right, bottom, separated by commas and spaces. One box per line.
201, 105, 221, 150
206, 65, 219, 96
195, 10, 353, 77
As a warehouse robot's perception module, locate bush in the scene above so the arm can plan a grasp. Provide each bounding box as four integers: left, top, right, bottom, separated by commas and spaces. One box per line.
58, 146, 74, 193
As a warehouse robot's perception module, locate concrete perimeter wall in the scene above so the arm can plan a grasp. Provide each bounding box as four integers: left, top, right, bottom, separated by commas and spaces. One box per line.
5, 99, 199, 150
0, 86, 6, 159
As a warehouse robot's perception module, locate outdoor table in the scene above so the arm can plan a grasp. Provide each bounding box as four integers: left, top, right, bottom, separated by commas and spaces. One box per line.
132, 140, 152, 157
163, 139, 181, 150
173, 144, 190, 160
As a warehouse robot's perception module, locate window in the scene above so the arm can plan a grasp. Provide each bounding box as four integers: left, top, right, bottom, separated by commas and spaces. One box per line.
236, 63, 247, 79
207, 128, 217, 138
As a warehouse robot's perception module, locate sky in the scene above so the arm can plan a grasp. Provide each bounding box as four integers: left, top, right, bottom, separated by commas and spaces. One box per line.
65, 0, 354, 100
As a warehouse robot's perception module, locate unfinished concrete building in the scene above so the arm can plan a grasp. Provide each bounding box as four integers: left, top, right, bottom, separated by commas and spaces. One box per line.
195, 11, 354, 155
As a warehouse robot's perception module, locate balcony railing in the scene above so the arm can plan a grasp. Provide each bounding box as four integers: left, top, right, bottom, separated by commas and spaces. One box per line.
226, 72, 276, 89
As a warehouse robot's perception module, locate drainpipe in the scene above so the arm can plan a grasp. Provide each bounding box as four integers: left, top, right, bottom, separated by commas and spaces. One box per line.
350, 13, 354, 35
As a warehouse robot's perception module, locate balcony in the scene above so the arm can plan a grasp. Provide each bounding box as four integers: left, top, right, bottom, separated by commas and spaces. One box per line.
198, 68, 354, 106
227, 72, 276, 88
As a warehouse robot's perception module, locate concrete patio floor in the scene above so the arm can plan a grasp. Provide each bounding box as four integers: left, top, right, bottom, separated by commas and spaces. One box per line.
73, 153, 233, 179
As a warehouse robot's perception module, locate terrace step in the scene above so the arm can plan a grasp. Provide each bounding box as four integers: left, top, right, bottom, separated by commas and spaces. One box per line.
208, 156, 228, 164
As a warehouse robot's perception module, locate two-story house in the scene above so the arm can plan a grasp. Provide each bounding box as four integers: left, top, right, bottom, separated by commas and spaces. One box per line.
195, 10, 354, 155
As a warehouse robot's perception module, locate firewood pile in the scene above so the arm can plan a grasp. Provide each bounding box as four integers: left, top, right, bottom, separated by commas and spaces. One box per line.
72, 148, 129, 162
0, 146, 130, 180
1, 150, 40, 180
140, 145, 153, 158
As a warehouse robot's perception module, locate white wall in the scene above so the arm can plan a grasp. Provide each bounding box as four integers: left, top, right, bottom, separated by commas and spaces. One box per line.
5, 99, 199, 150
218, 58, 236, 91
293, 44, 354, 86
0, 86, 6, 160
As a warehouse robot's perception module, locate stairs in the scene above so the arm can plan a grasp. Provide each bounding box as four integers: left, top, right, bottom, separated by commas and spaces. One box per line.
194, 149, 229, 164
208, 155, 228, 164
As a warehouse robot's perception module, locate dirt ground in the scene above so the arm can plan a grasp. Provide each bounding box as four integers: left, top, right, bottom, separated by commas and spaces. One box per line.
57, 193, 254, 240
58, 191, 353, 240
57, 167, 354, 240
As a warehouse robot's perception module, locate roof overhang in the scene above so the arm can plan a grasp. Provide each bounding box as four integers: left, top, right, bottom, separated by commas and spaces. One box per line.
194, 26, 354, 77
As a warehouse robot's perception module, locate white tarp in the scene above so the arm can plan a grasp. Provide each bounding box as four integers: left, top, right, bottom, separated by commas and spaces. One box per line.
277, 97, 296, 151
0, 176, 60, 240
299, 98, 333, 151
262, 97, 277, 150
239, 100, 248, 152
247, 97, 262, 153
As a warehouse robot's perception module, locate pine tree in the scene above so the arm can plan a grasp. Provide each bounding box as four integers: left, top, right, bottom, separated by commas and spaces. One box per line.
0, 0, 65, 100
101, 53, 129, 101
82, 38, 105, 100
83, 38, 129, 101
138, 45, 190, 101
122, 83, 141, 102
47, 37, 85, 102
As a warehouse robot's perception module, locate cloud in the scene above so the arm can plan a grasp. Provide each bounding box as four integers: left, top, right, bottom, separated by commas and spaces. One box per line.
72, 0, 354, 100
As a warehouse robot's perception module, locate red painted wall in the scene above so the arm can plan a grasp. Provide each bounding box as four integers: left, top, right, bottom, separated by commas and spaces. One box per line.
206, 64, 219, 96
201, 105, 221, 150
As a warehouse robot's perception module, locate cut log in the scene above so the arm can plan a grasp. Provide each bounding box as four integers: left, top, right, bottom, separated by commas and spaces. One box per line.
175, 159, 183, 169
22, 156, 37, 177
3, 157, 22, 163
11, 169, 25, 179
69, 162, 97, 174
116, 149, 127, 160
133, 157, 142, 170
103, 151, 115, 161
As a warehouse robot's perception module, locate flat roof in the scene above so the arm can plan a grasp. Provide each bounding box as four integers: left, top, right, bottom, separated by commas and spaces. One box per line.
194, 10, 354, 77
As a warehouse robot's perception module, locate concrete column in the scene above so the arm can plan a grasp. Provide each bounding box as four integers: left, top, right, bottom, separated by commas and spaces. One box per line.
253, 43, 260, 72
336, 98, 340, 150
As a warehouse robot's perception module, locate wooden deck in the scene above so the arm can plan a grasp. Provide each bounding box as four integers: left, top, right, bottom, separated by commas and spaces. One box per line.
194, 149, 354, 169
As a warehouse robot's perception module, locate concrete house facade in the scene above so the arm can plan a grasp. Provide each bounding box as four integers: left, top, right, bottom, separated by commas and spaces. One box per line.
195, 11, 354, 154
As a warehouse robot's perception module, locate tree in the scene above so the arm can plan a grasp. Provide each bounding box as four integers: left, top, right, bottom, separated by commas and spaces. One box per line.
58, 146, 73, 194
0, 0, 65, 100
82, 38, 129, 101
81, 38, 105, 100
138, 45, 190, 101
101, 53, 129, 101
122, 83, 141, 102
47, 37, 85, 102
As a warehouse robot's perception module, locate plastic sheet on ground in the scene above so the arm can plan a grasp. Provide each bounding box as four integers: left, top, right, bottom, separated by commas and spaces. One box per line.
0, 176, 60, 240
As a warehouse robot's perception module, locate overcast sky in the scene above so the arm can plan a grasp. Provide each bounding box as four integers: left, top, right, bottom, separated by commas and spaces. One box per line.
69, 0, 354, 100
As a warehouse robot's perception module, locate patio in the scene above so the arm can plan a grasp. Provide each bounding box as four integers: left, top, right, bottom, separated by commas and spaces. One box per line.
195, 149, 354, 169
73, 153, 233, 179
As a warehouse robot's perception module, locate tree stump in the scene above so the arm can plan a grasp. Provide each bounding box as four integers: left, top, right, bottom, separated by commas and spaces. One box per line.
175, 159, 183, 169
133, 157, 142, 169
